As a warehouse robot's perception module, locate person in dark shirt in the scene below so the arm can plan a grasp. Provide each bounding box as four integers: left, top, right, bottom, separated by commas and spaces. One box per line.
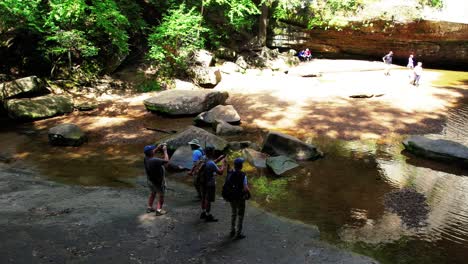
200, 145, 226, 222
144, 144, 169, 216
382, 51, 393, 76
227, 158, 250, 239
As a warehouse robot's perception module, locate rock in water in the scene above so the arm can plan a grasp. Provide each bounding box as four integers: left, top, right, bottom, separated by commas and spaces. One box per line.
242, 148, 268, 169
143, 90, 229, 116
5, 94, 73, 120
0, 76, 46, 101
262, 131, 322, 160
403, 135, 468, 164
157, 126, 228, 152
215, 120, 243, 136
195, 105, 241, 125
266, 155, 299, 175
169, 145, 193, 170
48, 124, 87, 146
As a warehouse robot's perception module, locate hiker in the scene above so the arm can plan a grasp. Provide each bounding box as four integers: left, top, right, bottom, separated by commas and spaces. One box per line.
407, 54, 414, 69
144, 144, 169, 216
226, 158, 250, 239
303, 48, 312, 61
298, 50, 305, 61
188, 139, 205, 200
382, 51, 393, 76
413, 62, 423, 86
200, 145, 226, 222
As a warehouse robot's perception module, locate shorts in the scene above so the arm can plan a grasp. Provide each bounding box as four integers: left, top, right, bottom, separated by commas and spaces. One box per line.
201, 185, 216, 202
148, 180, 166, 194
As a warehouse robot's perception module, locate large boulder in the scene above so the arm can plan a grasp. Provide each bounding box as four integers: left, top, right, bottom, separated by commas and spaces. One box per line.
168, 145, 193, 170
266, 155, 299, 175
262, 131, 322, 160
188, 66, 222, 88
215, 120, 243, 136
195, 105, 241, 125
144, 90, 229, 116
0, 76, 46, 101
48, 124, 87, 146
191, 49, 214, 67
242, 148, 268, 169
157, 126, 228, 152
5, 94, 73, 120
403, 135, 468, 164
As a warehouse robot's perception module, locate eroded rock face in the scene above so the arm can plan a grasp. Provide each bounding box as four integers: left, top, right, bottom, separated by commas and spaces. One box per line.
5, 94, 73, 120
144, 90, 229, 116
262, 131, 322, 160
157, 126, 228, 152
0, 76, 46, 101
195, 105, 241, 125
266, 155, 299, 175
48, 124, 87, 146
269, 20, 468, 69
403, 135, 468, 163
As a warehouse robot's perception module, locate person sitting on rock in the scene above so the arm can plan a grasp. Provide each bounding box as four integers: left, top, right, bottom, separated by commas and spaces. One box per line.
303, 48, 312, 61
144, 144, 169, 216
298, 50, 305, 61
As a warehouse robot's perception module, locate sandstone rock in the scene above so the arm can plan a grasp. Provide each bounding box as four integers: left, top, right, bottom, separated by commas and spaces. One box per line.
195, 105, 241, 125
242, 148, 268, 169
219, 62, 243, 74
0, 76, 46, 101
191, 49, 214, 67
262, 131, 322, 160
214, 47, 237, 61
168, 145, 193, 170
48, 124, 87, 146
5, 94, 73, 120
188, 66, 222, 88
215, 120, 243, 136
228, 141, 253, 151
157, 126, 228, 152
144, 90, 229, 116
266, 155, 299, 175
403, 135, 468, 164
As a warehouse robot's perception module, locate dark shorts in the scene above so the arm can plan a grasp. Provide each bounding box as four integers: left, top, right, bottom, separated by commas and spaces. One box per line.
148, 180, 166, 194
201, 185, 216, 202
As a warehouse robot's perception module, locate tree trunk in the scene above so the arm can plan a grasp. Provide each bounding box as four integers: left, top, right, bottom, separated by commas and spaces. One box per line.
258, 3, 269, 47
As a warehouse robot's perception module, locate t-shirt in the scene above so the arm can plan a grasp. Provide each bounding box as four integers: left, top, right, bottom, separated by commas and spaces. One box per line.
204, 160, 219, 186
383, 54, 393, 64
192, 149, 204, 163
144, 157, 166, 186
414, 65, 423, 76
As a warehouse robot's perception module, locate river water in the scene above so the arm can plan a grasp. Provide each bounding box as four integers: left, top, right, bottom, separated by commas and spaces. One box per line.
0, 69, 467, 264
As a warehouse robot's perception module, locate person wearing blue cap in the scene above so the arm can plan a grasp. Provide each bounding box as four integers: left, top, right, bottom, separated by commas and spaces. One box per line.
144, 144, 169, 215
226, 157, 250, 239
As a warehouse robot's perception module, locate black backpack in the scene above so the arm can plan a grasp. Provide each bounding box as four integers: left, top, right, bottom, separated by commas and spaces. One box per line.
222, 170, 245, 202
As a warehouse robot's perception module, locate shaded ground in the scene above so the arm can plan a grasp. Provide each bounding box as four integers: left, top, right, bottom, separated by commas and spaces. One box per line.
0, 163, 376, 264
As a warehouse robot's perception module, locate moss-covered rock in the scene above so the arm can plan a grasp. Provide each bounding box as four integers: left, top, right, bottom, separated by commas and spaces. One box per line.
5, 94, 73, 120
0, 76, 46, 101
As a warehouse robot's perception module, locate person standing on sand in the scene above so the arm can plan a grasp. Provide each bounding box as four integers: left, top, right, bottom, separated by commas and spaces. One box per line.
188, 139, 205, 200
382, 51, 393, 76
226, 158, 250, 240
144, 144, 169, 216
413, 62, 423, 86
407, 54, 414, 69
200, 145, 226, 222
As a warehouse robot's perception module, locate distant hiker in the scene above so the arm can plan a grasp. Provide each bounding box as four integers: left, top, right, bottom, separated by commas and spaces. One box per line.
407, 54, 414, 69
382, 51, 393, 76
412, 62, 423, 86
144, 144, 169, 216
200, 145, 226, 222
223, 158, 250, 239
298, 50, 305, 61
304, 48, 312, 61
188, 139, 205, 200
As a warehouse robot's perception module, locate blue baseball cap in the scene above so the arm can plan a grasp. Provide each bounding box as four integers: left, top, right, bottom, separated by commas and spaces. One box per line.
144, 145, 157, 156
234, 157, 245, 167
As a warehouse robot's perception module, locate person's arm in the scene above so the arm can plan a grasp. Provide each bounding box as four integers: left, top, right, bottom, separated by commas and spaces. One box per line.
243, 174, 249, 192
214, 154, 226, 163
215, 159, 226, 175
162, 145, 169, 162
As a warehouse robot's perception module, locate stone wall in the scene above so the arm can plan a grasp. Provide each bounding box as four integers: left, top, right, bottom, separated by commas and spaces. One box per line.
268, 20, 468, 69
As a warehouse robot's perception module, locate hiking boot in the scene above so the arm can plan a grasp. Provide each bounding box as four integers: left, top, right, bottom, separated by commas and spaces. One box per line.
146, 207, 156, 213
235, 233, 246, 240
155, 209, 167, 216
205, 214, 218, 222
200, 212, 207, 219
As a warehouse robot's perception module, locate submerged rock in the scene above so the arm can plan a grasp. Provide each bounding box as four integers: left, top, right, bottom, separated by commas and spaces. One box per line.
266, 155, 299, 175
157, 126, 227, 152
5, 94, 73, 120
262, 131, 322, 160
402, 135, 468, 164
0, 76, 46, 101
195, 105, 241, 125
144, 90, 228, 116
48, 124, 87, 146
384, 188, 429, 228
168, 145, 193, 170
242, 148, 268, 169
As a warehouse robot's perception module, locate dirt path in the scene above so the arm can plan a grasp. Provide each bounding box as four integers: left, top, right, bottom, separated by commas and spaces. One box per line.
0, 163, 376, 264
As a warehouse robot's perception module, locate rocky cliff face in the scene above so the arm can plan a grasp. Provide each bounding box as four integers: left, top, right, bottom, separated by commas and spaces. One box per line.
269, 20, 468, 69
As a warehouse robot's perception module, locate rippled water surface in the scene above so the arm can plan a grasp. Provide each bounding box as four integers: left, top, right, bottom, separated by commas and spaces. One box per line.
0, 69, 467, 264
